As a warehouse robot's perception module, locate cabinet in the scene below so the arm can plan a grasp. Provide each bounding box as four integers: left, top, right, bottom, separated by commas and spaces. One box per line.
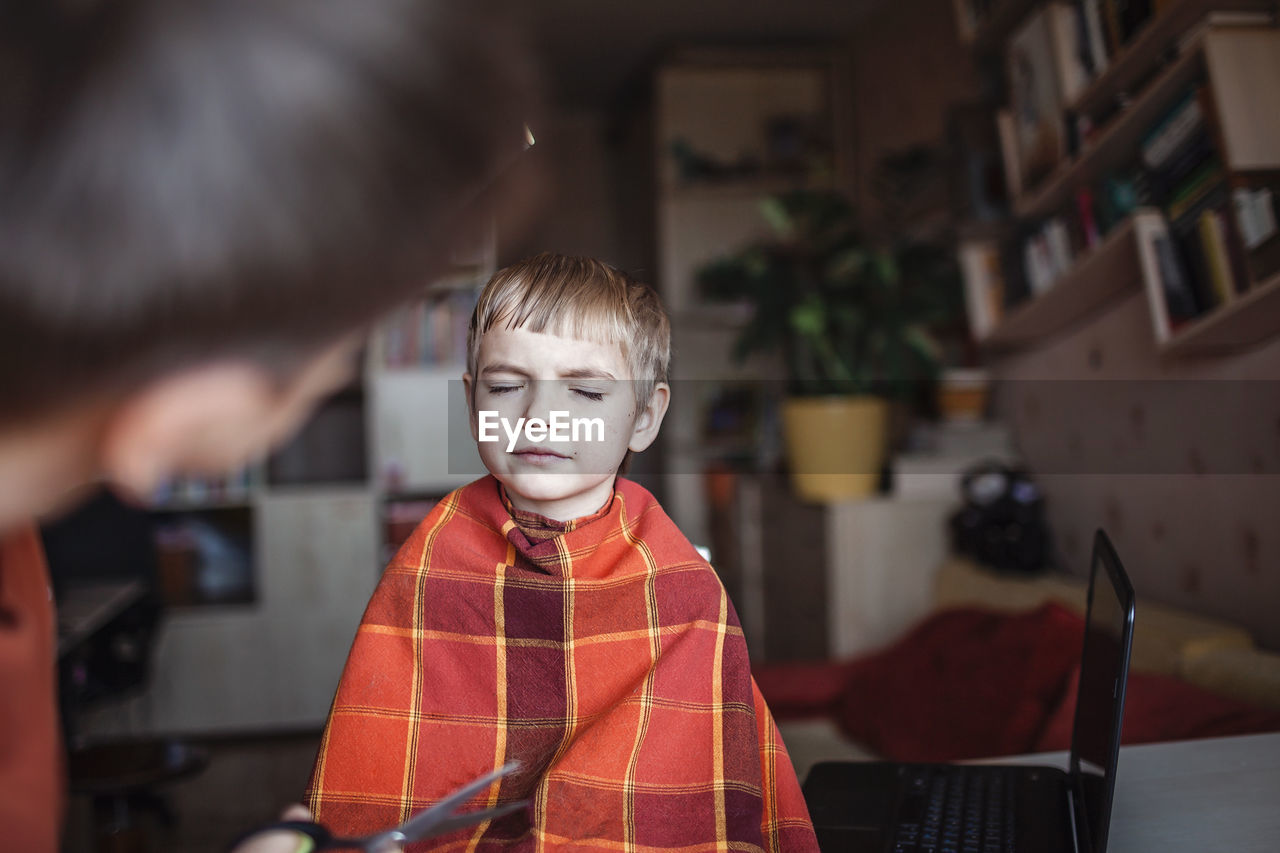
957, 3, 1280, 356
708, 472, 957, 662
652, 48, 852, 546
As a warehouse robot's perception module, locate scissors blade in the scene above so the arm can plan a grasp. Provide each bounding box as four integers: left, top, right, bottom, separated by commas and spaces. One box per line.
396, 761, 523, 841
418, 799, 528, 838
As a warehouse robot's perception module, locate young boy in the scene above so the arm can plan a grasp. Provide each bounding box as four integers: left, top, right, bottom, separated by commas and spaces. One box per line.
306, 253, 818, 851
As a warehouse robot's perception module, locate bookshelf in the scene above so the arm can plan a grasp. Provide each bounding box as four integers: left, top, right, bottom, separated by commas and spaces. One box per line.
959, 10, 1280, 356
1013, 29, 1208, 221
983, 213, 1143, 348
1156, 268, 1280, 353
1066, 0, 1276, 122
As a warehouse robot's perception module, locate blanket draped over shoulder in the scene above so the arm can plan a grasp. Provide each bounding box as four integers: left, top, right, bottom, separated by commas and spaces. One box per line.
305, 475, 817, 851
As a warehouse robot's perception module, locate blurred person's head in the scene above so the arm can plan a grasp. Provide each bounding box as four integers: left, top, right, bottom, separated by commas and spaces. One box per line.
0, 0, 539, 529
463, 253, 671, 521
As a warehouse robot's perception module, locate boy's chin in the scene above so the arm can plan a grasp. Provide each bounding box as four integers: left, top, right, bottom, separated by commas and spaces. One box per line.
498, 471, 615, 506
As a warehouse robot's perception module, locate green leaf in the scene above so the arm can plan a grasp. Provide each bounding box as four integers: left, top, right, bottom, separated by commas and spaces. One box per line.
790, 297, 826, 338
759, 197, 794, 239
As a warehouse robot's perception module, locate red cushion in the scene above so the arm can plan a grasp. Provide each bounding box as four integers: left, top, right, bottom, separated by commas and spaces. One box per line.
752, 659, 860, 721
833, 603, 1085, 762
1034, 665, 1280, 752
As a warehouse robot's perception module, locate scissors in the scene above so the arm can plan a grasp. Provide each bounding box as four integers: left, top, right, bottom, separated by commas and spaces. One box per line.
231, 762, 527, 852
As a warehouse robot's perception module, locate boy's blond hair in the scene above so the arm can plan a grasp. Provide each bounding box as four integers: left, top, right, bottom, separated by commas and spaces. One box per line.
467, 253, 670, 408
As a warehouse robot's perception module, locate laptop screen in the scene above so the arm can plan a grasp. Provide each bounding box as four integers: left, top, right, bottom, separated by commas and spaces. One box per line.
1068, 531, 1135, 853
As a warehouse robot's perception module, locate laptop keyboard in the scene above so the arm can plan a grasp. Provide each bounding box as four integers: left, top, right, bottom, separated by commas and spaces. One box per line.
891, 766, 1016, 853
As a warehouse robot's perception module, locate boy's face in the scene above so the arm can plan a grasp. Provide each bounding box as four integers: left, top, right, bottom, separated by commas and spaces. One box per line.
464, 324, 668, 522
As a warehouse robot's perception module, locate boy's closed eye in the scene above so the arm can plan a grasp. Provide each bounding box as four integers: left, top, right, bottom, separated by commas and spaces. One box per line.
484, 381, 608, 402
486, 383, 524, 395
570, 385, 606, 402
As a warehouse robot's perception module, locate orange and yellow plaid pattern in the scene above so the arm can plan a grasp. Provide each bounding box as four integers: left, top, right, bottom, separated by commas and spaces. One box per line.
305, 476, 817, 851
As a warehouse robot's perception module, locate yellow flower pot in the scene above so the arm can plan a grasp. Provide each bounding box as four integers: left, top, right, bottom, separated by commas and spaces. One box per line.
782, 395, 889, 502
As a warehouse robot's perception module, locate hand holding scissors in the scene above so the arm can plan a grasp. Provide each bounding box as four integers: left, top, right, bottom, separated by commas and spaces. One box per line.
230, 762, 526, 853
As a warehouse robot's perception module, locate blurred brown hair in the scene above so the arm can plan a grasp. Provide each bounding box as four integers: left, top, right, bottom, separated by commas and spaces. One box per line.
468, 253, 671, 409
0, 0, 539, 427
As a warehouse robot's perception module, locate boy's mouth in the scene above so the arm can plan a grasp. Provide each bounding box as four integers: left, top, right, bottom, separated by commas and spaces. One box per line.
511, 446, 570, 465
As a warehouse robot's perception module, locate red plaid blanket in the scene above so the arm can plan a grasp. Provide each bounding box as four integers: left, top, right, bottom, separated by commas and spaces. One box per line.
306, 476, 817, 851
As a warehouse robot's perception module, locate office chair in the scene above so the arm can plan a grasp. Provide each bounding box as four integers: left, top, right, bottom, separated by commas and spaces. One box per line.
43, 488, 208, 853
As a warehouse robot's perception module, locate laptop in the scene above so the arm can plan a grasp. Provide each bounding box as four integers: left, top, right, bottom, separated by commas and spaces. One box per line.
803, 529, 1135, 853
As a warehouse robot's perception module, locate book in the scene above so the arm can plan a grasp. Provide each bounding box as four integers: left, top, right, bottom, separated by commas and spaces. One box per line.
1215, 199, 1255, 294
1173, 216, 1217, 312
1155, 231, 1200, 323
1080, 0, 1110, 75
1098, 0, 1125, 56
1168, 179, 1235, 312
1197, 209, 1235, 305
1133, 210, 1197, 339
1008, 7, 1070, 188
950, 104, 1011, 222
1048, 1, 1092, 104
1076, 185, 1101, 248
1234, 186, 1279, 251
1019, 216, 1078, 292
1166, 157, 1223, 223
959, 240, 1005, 340
1044, 217, 1075, 278
1146, 128, 1214, 203
1141, 88, 1204, 171
996, 109, 1023, 201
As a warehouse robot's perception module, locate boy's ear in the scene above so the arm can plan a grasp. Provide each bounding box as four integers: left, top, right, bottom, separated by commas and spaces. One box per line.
462, 372, 479, 440
627, 382, 670, 454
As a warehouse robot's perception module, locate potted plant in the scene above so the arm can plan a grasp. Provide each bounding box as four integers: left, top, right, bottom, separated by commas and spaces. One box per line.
696, 188, 962, 501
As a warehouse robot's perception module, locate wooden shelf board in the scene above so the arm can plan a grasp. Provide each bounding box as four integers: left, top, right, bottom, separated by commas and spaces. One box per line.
1160, 270, 1280, 354
982, 215, 1142, 350
1015, 36, 1208, 222
1070, 0, 1277, 121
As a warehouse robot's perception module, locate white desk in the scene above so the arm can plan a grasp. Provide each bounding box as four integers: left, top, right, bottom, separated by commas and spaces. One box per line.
998, 732, 1280, 852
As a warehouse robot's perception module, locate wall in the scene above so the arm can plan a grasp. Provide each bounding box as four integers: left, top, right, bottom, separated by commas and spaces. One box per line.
994, 292, 1280, 650
846, 0, 978, 220
83, 488, 378, 735
499, 110, 626, 267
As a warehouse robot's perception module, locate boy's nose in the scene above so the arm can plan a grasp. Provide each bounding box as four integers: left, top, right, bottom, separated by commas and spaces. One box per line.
521, 378, 557, 420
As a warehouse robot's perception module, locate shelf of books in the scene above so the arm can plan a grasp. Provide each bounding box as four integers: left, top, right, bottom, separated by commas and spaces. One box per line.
370, 287, 479, 370
960, 14, 1280, 354
1068, 0, 1276, 124
963, 213, 1143, 348
1009, 23, 1209, 221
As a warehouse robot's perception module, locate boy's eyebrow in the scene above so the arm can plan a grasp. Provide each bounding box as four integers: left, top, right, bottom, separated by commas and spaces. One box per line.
560, 368, 616, 380
480, 363, 532, 377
